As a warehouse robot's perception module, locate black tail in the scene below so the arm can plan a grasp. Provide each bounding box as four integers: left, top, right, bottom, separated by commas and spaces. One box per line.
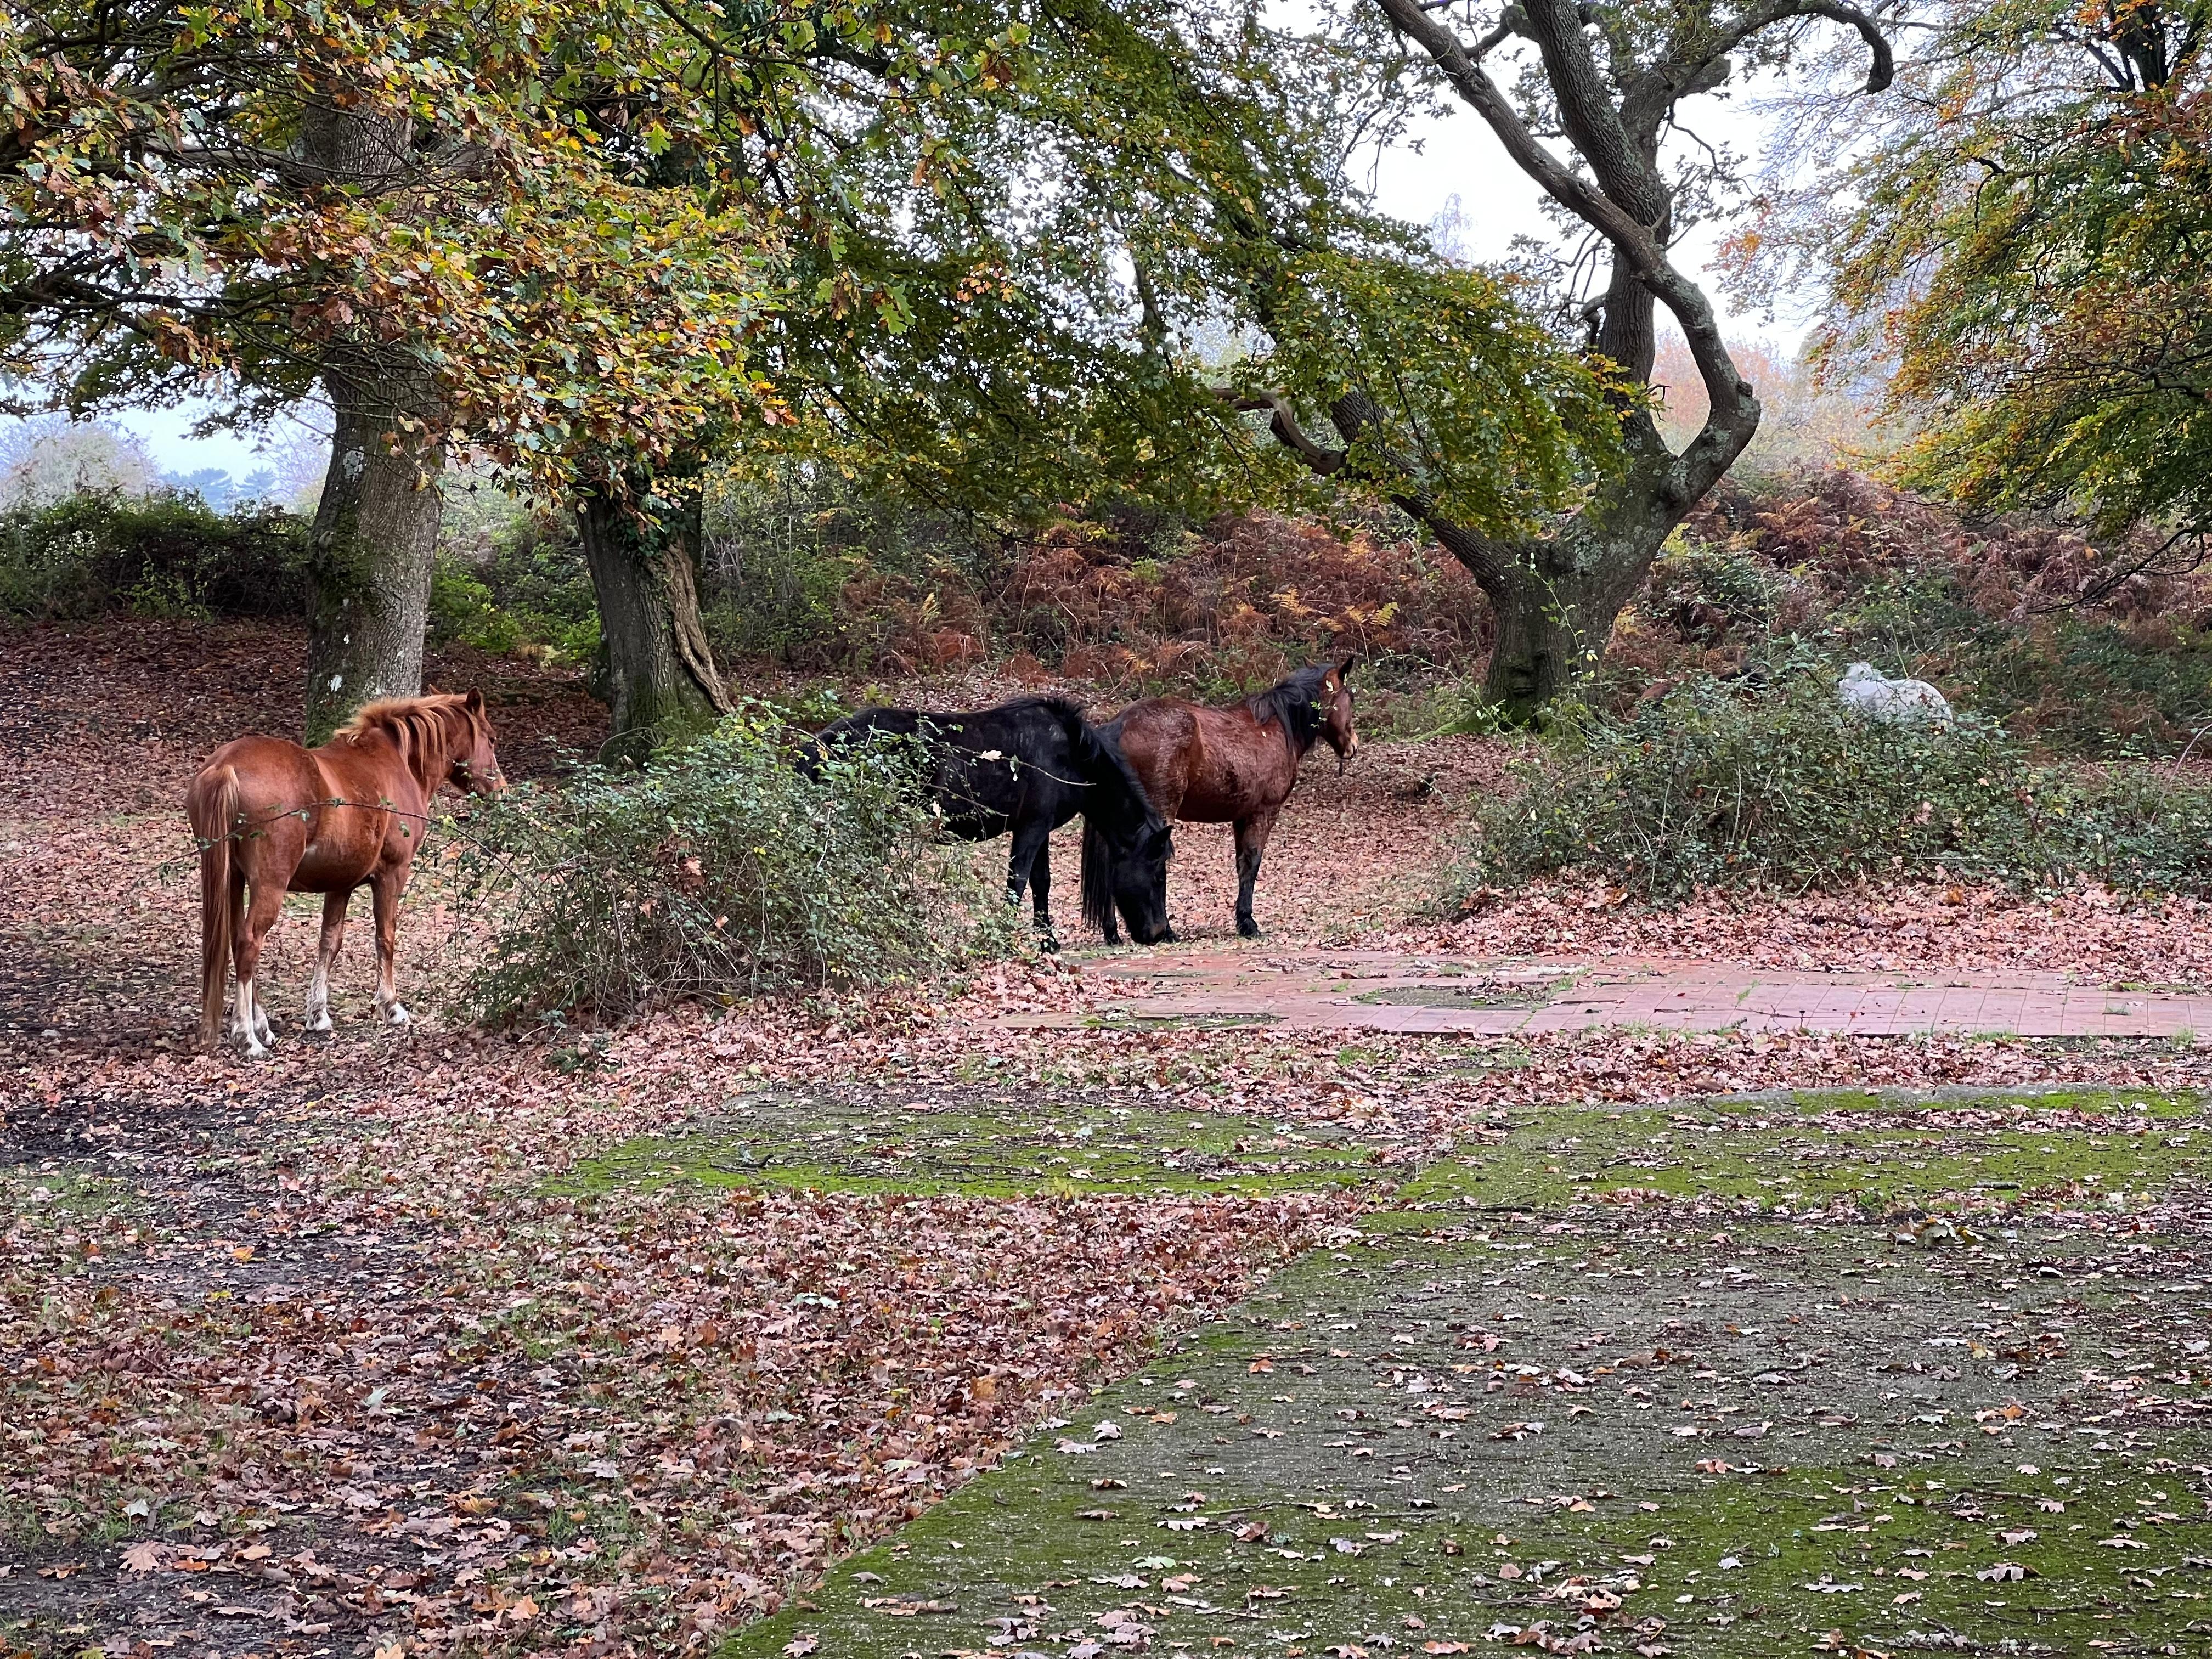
1045, 702, 1155, 945
1081, 816, 1119, 943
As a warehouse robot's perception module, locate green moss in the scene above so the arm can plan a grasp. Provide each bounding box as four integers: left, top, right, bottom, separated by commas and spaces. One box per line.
1396, 1090, 2205, 1217
1592, 1455, 2212, 1655
555, 1098, 1390, 1200
721, 1155, 2212, 1658
0, 1167, 148, 1252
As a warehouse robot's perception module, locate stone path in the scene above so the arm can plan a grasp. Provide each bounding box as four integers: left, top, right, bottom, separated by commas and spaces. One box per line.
1002, 950, 2212, 1039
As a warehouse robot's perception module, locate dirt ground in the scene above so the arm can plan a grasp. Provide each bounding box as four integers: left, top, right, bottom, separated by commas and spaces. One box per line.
5, 617, 2211, 1659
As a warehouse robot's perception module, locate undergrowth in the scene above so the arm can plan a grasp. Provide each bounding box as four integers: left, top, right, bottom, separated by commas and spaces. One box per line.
0, 491, 308, 620
1454, 673, 2212, 901
447, 710, 1021, 1023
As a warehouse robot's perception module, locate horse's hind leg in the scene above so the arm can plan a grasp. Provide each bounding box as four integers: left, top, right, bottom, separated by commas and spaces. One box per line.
232, 877, 285, 1058
306, 890, 349, 1034
370, 868, 413, 1026
1232, 810, 1279, 939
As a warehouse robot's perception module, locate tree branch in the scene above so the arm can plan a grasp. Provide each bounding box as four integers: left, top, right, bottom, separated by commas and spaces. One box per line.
1696, 0, 1894, 94
1221, 388, 1346, 475
1371, 0, 1897, 510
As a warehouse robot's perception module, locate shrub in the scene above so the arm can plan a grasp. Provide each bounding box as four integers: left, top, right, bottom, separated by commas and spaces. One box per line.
428, 555, 526, 654
701, 465, 996, 668
1455, 673, 2212, 902
447, 710, 1022, 1022
427, 487, 602, 663
0, 490, 308, 620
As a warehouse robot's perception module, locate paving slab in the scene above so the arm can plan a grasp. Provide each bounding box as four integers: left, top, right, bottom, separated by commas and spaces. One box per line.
1002, 951, 2212, 1040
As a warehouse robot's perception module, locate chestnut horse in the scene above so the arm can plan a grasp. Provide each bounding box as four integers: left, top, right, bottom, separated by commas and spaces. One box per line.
1094, 661, 1357, 939
184, 692, 504, 1056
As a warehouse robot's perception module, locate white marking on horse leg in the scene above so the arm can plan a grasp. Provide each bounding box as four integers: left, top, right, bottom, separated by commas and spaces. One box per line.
305, 963, 332, 1034
234, 977, 270, 1059
382, 1000, 413, 1028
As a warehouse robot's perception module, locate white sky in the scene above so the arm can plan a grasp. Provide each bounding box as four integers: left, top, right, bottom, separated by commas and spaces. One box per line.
29, 35, 1806, 476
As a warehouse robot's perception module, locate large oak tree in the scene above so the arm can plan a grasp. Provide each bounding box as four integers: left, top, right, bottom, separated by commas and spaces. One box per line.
1229, 0, 1899, 716
2, 0, 778, 737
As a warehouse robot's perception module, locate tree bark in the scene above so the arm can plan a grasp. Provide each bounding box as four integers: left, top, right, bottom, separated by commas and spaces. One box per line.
302, 352, 444, 743
298, 94, 445, 744
578, 473, 732, 760
1480, 558, 1611, 716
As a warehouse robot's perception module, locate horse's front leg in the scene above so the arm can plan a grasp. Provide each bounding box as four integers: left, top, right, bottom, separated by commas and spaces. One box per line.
370, 867, 413, 1027
1232, 809, 1279, 939
1005, 819, 1057, 952
232, 878, 286, 1058
305, 889, 349, 1034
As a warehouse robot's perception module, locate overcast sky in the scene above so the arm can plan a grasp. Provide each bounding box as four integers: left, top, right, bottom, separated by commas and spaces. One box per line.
35, 40, 1801, 477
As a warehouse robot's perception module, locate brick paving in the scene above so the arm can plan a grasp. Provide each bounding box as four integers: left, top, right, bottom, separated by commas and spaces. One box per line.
1002, 949, 2212, 1037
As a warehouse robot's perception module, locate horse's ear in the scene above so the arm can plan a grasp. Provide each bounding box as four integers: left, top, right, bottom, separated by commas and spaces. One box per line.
465, 688, 485, 713
1336, 656, 1355, 682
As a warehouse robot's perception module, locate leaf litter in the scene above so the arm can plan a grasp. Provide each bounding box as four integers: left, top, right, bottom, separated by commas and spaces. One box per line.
7, 617, 2212, 1656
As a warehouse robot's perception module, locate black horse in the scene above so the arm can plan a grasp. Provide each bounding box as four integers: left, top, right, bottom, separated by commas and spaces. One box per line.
808, 697, 1174, 946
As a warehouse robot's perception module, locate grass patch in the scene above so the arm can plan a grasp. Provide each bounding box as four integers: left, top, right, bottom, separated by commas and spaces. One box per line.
727, 1215, 2212, 1658
1592, 1455, 2212, 1655
1396, 1090, 2205, 1217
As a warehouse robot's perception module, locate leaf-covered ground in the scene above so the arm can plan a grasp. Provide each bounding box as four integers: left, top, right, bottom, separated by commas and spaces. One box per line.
736, 1087, 2212, 1659
6, 617, 2212, 1658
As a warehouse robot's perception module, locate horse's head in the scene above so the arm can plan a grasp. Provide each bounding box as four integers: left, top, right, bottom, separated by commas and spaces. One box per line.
1110, 816, 1176, 946
1318, 657, 1358, 773
1082, 804, 1175, 947
448, 690, 506, 796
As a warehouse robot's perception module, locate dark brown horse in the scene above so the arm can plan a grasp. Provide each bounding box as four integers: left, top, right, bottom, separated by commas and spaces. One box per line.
184, 692, 504, 1056
1095, 661, 1357, 939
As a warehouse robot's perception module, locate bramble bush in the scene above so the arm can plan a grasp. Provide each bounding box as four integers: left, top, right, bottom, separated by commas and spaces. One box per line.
0, 491, 307, 619
448, 710, 1021, 1022
1454, 673, 2212, 902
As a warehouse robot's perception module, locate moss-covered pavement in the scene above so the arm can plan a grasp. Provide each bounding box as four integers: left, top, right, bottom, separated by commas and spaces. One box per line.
702, 1087, 2212, 1658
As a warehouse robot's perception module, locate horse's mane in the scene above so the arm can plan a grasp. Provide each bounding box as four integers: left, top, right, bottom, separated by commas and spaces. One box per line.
336, 693, 486, 785
1244, 664, 1332, 751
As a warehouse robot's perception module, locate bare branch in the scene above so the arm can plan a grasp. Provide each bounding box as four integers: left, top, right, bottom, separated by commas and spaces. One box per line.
1221, 388, 1346, 476
1697, 1, 1895, 94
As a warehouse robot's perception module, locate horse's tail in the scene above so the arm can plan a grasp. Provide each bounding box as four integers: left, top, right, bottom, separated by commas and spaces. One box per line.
1081, 813, 1118, 942
189, 766, 240, 1048
1054, 704, 1154, 944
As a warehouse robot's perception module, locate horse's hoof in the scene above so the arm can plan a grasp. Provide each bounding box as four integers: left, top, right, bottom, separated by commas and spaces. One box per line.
1236, 918, 1261, 939
1039, 934, 1062, 955
381, 1003, 412, 1028
240, 1037, 270, 1061
306, 1013, 334, 1035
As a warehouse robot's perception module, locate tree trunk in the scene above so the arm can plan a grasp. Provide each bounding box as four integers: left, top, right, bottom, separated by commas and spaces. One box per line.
1468, 459, 1686, 720
578, 476, 732, 760
298, 94, 444, 744
1481, 562, 1621, 718
302, 354, 444, 743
